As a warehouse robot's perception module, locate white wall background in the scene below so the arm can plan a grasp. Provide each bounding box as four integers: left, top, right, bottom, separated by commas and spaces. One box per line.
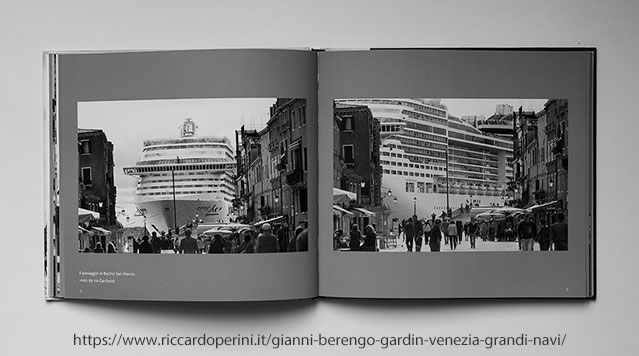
1, 1, 636, 355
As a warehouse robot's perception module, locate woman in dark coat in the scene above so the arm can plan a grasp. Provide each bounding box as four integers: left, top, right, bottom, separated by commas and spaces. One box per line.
429, 219, 442, 252
361, 225, 377, 252
208, 234, 225, 254
349, 224, 362, 251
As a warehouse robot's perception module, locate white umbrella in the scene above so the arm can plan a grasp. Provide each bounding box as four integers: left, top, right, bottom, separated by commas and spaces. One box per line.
475, 210, 507, 221
78, 208, 100, 224
333, 188, 357, 203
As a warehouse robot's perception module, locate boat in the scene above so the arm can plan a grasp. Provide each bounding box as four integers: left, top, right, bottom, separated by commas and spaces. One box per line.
123, 119, 236, 234
335, 98, 513, 220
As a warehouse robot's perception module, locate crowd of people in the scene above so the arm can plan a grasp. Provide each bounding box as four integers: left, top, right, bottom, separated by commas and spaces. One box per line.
394, 211, 568, 252
515, 212, 568, 251
84, 223, 309, 254
333, 210, 568, 253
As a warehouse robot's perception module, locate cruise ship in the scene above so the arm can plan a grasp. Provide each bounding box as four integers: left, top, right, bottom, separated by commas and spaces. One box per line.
335, 99, 514, 220
123, 119, 236, 234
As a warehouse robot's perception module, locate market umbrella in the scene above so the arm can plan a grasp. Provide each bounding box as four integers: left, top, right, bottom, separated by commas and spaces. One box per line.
474, 210, 507, 221
333, 188, 357, 204
78, 208, 100, 224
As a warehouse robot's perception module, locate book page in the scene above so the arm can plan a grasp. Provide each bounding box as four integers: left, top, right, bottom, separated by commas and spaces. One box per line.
318, 49, 593, 298
48, 49, 318, 301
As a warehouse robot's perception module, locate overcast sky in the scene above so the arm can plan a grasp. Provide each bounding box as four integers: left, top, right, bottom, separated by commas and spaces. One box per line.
79, 98, 276, 225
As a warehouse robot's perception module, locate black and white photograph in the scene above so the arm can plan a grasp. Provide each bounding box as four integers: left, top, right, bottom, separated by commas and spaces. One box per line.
78, 97, 310, 255
332, 98, 568, 253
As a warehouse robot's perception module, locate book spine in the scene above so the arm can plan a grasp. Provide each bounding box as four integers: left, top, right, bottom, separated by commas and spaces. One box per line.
44, 52, 63, 300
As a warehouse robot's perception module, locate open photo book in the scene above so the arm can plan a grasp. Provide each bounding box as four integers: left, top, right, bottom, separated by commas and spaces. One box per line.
44, 48, 595, 301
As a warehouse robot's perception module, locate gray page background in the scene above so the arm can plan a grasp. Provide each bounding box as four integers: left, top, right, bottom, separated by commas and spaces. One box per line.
319, 49, 593, 298
56, 49, 318, 301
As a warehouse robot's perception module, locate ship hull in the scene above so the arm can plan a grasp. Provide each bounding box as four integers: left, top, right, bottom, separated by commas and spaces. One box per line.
136, 197, 230, 235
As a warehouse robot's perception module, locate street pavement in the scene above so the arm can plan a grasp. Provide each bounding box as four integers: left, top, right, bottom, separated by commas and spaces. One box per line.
380, 234, 541, 252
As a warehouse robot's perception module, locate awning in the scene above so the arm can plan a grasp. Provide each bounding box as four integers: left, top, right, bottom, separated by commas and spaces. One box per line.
91, 227, 111, 235
333, 187, 357, 203
253, 215, 286, 227
78, 226, 94, 235
78, 208, 100, 224
350, 207, 376, 217
333, 205, 354, 216
526, 200, 560, 212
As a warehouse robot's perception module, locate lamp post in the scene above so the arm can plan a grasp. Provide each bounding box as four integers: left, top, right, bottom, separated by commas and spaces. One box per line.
413, 197, 417, 217
445, 147, 450, 215
380, 188, 397, 246
171, 157, 179, 234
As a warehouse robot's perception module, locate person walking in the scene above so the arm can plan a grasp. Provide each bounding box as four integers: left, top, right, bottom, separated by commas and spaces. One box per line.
296, 228, 309, 252
414, 216, 424, 252
535, 219, 551, 251
150, 231, 161, 254
208, 234, 225, 254
479, 221, 488, 241
404, 218, 415, 252
349, 224, 362, 251
291, 226, 304, 252
467, 218, 478, 249
235, 233, 255, 253
448, 219, 458, 250
138, 236, 153, 254
456, 220, 464, 246
132, 236, 139, 254
361, 225, 377, 252
423, 220, 432, 248
441, 218, 450, 245
178, 229, 199, 254
255, 223, 279, 253
429, 219, 442, 252
517, 214, 537, 251
550, 212, 568, 251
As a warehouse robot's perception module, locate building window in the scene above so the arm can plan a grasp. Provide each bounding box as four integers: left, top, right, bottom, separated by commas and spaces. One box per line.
303, 147, 307, 172
342, 145, 354, 164
406, 182, 415, 193
80, 140, 92, 154
81, 167, 92, 186
291, 110, 297, 131
417, 182, 425, 193
343, 116, 354, 131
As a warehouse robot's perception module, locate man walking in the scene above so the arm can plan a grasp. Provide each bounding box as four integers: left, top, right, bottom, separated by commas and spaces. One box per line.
550, 212, 568, 251
447, 219, 457, 250
255, 223, 279, 253
517, 214, 537, 251
467, 218, 478, 249
178, 229, 199, 254
404, 218, 415, 252
536, 219, 551, 251
414, 216, 424, 252
429, 219, 442, 252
